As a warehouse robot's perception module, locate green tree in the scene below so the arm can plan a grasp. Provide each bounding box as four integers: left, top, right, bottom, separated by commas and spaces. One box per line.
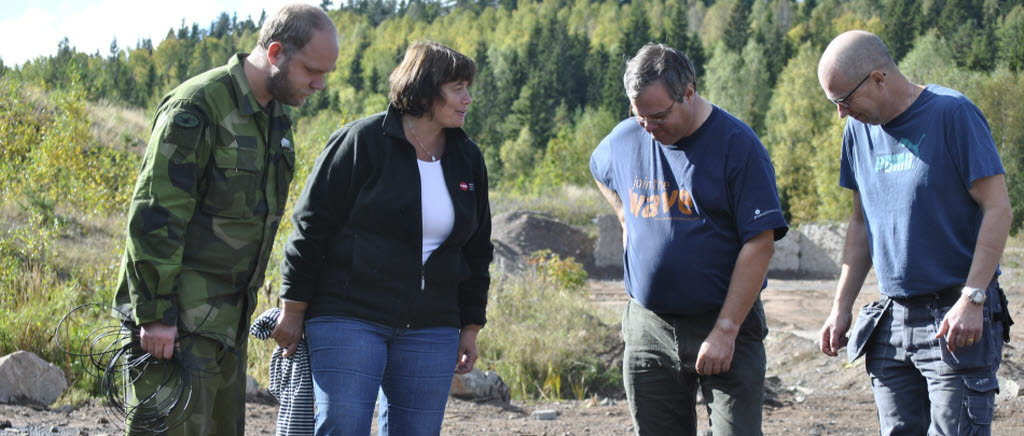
899, 31, 958, 84
662, 1, 705, 80
703, 43, 744, 115
764, 42, 848, 223
882, 0, 919, 61
621, 3, 651, 59
996, 5, 1024, 71
967, 67, 1024, 230
531, 106, 619, 192
500, 125, 539, 188
724, 0, 752, 52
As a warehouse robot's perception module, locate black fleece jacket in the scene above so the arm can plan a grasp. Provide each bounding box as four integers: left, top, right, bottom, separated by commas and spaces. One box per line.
279, 106, 493, 328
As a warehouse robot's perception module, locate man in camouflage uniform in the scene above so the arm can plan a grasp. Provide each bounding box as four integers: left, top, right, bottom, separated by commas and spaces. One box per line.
112, 4, 339, 435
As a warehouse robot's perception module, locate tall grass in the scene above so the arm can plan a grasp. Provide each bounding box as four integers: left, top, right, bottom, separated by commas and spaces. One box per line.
477, 252, 620, 400
490, 184, 609, 227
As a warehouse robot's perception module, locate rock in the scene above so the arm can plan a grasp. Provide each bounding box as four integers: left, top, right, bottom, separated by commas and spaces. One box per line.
450, 369, 511, 403
998, 376, 1021, 399
532, 409, 558, 420
768, 229, 802, 276
491, 211, 595, 276
593, 214, 624, 271
0, 421, 10, 430
0, 351, 68, 406
797, 223, 844, 278
49, 426, 58, 433
767, 223, 846, 279
245, 374, 260, 398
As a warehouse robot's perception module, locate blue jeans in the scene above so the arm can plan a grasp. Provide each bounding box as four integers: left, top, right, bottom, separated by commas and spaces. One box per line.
859, 284, 1005, 435
304, 316, 460, 436
621, 298, 768, 436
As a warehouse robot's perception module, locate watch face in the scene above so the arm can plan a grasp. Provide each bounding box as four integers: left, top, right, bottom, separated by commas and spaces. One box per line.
970, 289, 986, 303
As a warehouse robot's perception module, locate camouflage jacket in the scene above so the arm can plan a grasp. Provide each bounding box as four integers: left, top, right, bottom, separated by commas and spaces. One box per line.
114, 53, 295, 347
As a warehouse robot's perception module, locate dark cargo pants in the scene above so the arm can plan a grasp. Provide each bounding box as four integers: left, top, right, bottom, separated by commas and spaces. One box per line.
622, 298, 768, 436
125, 331, 248, 436
853, 284, 1007, 435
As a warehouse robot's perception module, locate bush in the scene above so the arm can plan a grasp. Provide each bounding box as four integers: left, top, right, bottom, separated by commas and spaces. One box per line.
477, 252, 620, 400
0, 74, 139, 405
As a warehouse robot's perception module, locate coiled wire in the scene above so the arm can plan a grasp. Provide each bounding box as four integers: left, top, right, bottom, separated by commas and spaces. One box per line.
54, 303, 231, 434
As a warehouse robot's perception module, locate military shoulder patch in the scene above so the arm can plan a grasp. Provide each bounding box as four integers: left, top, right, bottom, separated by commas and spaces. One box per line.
173, 112, 201, 129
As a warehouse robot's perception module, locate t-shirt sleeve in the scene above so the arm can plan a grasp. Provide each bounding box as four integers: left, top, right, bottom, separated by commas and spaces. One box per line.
946, 101, 1004, 189
590, 135, 615, 192
730, 139, 789, 243
839, 122, 858, 191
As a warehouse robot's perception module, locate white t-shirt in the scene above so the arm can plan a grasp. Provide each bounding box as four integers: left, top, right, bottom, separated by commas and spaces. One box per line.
418, 159, 454, 264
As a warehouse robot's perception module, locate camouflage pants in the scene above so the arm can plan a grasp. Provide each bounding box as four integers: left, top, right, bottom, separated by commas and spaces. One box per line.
125, 332, 248, 436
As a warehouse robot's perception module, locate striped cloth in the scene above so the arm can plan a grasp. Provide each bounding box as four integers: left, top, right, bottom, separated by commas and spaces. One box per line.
250, 308, 315, 435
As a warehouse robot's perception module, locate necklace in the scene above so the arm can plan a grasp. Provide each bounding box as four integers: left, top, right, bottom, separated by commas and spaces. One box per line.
407, 120, 437, 162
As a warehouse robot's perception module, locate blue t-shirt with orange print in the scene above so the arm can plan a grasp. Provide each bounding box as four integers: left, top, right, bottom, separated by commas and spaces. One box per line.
591, 106, 788, 315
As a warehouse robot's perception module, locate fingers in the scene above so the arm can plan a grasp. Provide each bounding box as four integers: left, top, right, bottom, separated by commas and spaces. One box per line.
139, 324, 176, 360
283, 341, 299, 358
819, 327, 832, 355
819, 326, 841, 356
455, 346, 478, 374
159, 341, 174, 360
694, 352, 730, 376
141, 336, 172, 359
934, 317, 950, 340
832, 331, 849, 356
454, 353, 475, 374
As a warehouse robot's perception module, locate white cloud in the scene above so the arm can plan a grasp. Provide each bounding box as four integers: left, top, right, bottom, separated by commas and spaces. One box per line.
0, 0, 316, 66
0, 8, 61, 65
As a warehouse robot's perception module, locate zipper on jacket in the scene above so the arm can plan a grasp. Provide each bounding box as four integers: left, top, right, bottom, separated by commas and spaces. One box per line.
420, 265, 426, 291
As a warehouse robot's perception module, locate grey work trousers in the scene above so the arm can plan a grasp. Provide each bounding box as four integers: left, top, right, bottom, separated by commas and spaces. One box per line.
621, 298, 768, 436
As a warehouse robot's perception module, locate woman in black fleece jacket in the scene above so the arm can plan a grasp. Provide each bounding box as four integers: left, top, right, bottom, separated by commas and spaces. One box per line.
270, 41, 492, 435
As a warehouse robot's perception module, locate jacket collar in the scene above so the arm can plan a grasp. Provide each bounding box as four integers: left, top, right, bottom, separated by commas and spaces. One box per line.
381, 103, 470, 151
228, 53, 291, 128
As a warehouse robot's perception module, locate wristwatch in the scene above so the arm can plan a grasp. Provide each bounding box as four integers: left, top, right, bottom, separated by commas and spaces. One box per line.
962, 286, 987, 305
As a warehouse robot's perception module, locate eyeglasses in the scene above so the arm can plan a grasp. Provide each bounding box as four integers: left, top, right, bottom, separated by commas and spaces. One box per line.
831, 72, 880, 108
631, 101, 676, 126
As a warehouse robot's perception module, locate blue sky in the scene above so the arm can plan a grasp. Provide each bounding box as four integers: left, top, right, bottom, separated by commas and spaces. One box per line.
0, 0, 319, 66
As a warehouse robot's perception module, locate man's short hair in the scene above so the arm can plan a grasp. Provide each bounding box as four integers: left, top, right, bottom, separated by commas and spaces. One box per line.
388, 41, 477, 117
257, 4, 334, 57
623, 43, 697, 102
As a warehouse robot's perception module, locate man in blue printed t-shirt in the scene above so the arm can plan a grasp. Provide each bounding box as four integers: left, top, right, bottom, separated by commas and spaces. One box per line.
817, 30, 1014, 435
590, 43, 788, 436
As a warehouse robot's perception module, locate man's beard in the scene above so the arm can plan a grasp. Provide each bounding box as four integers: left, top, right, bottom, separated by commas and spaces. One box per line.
267, 61, 305, 107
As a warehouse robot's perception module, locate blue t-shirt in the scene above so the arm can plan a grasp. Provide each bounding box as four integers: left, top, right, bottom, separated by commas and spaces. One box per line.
839, 85, 1004, 297
591, 106, 788, 315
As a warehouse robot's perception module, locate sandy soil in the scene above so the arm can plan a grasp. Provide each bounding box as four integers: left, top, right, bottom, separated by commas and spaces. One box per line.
3, 268, 1023, 435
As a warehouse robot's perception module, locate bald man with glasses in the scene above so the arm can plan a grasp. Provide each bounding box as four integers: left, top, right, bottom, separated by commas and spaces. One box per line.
817, 30, 1013, 435
591, 43, 788, 436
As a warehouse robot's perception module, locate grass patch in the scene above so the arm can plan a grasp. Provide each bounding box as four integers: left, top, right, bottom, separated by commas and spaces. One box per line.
477, 252, 621, 400
490, 184, 609, 227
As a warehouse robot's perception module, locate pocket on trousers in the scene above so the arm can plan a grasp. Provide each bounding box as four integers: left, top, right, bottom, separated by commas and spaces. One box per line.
847, 299, 891, 362
938, 307, 998, 372
961, 376, 998, 428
